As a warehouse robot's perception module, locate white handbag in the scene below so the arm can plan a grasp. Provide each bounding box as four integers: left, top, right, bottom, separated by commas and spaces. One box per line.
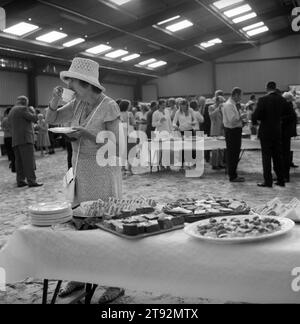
62, 141, 80, 203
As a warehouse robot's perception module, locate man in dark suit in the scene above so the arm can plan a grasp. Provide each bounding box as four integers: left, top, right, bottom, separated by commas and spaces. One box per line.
252, 81, 287, 188
8, 96, 43, 187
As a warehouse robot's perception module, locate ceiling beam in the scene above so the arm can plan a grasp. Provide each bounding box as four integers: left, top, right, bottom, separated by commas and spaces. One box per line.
144, 6, 292, 60
0, 44, 159, 78
194, 0, 256, 48
37, 0, 204, 63
87, 1, 200, 41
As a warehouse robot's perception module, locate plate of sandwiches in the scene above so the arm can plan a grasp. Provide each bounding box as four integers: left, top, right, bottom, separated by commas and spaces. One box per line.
163, 196, 250, 222
184, 215, 295, 244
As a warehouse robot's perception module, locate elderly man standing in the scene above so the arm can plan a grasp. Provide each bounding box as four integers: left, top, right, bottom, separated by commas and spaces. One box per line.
8, 96, 43, 187
252, 81, 286, 188
222, 87, 247, 183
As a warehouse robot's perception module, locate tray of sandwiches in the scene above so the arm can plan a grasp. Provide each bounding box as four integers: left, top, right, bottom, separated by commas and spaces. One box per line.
97, 212, 185, 239
73, 196, 157, 219
162, 196, 250, 223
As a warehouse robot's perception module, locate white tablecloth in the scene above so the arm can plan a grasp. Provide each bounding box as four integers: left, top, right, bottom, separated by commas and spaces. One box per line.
1, 225, 300, 303
140, 138, 300, 167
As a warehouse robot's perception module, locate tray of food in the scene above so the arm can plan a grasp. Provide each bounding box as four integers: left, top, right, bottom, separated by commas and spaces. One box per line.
184, 215, 295, 244
162, 196, 250, 223
73, 197, 156, 219
97, 213, 185, 239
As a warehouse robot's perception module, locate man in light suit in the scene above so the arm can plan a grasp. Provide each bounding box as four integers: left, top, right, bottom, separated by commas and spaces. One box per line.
8, 96, 43, 187
222, 87, 247, 182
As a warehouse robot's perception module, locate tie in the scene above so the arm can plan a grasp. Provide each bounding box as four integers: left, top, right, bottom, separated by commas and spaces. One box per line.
236, 103, 242, 112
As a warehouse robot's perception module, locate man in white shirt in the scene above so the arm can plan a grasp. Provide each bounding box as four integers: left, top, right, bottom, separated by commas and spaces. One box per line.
222, 87, 247, 182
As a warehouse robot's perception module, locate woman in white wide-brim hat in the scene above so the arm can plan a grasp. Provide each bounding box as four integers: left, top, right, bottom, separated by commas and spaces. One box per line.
45, 57, 125, 303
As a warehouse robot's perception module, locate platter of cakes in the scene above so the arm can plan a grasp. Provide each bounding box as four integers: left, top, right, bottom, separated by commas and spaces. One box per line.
255, 197, 300, 223
28, 202, 73, 227
73, 196, 156, 219
162, 196, 250, 222
97, 212, 185, 239
184, 215, 295, 244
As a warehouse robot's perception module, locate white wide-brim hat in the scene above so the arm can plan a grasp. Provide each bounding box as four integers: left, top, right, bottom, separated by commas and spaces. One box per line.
60, 57, 105, 91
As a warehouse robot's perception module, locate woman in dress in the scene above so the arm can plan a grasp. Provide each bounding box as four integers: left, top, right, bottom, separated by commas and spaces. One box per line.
189, 100, 204, 132
36, 114, 51, 156
173, 99, 196, 169
119, 99, 135, 175
46, 57, 124, 303
208, 96, 226, 170
135, 103, 148, 134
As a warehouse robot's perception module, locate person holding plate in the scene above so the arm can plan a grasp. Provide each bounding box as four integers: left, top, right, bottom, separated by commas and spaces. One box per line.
45, 57, 125, 303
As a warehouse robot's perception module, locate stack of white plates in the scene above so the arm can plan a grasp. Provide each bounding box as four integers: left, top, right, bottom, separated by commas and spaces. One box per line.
29, 202, 73, 227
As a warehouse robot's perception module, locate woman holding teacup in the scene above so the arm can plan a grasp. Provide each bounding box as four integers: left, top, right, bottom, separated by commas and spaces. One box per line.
46, 57, 125, 302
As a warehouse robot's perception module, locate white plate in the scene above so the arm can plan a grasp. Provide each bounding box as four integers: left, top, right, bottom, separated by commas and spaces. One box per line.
28, 202, 71, 215
184, 215, 295, 244
48, 127, 77, 134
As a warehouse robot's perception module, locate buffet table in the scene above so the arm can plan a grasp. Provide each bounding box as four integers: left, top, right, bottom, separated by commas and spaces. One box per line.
1, 225, 300, 303
140, 137, 300, 170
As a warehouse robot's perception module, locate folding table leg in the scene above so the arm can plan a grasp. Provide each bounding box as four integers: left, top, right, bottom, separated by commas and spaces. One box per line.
42, 279, 48, 304
51, 280, 62, 304
85, 284, 98, 304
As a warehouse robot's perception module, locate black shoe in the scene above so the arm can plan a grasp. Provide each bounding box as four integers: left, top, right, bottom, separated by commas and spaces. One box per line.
275, 182, 285, 187
212, 166, 221, 170
28, 183, 43, 187
257, 183, 272, 188
17, 182, 28, 188
230, 177, 245, 183
291, 163, 299, 168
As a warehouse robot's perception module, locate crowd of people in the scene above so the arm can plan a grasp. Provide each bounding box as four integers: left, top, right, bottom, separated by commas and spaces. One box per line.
1, 57, 300, 188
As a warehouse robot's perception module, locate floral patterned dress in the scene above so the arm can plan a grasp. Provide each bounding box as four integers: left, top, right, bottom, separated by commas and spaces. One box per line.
46, 93, 122, 205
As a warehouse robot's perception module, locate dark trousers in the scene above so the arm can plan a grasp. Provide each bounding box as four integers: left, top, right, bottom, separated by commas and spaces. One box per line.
224, 127, 242, 180
48, 131, 56, 153
4, 137, 15, 172
66, 141, 73, 170
260, 137, 284, 185
14, 144, 36, 185
281, 136, 291, 181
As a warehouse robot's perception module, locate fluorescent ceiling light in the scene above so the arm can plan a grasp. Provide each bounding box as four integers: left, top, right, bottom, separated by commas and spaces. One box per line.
200, 42, 215, 48
242, 21, 264, 31
157, 15, 181, 26
166, 19, 193, 32
121, 53, 140, 61
63, 38, 85, 47
247, 25, 269, 36
200, 38, 222, 48
148, 61, 167, 68
224, 4, 251, 18
105, 49, 128, 58
208, 38, 222, 44
139, 58, 156, 66
213, 0, 243, 10
4, 22, 39, 36
110, 0, 131, 5
86, 44, 112, 54
232, 12, 257, 23
36, 31, 67, 43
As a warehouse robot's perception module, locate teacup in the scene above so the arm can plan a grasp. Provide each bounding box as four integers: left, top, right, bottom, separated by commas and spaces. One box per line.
61, 88, 75, 103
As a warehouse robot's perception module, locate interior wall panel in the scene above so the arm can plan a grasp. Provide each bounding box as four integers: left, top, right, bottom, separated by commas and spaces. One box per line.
36, 75, 64, 107
0, 71, 28, 105
216, 59, 300, 94
146, 63, 214, 99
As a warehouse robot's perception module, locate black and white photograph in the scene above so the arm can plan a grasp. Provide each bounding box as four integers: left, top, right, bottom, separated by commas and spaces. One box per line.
0, 0, 300, 306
